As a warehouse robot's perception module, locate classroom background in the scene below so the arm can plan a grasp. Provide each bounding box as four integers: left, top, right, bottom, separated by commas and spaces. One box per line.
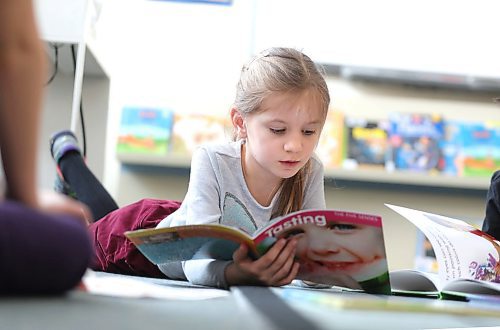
36, 0, 500, 273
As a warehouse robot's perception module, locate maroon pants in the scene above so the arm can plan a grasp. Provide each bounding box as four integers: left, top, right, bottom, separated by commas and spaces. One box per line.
88, 198, 181, 278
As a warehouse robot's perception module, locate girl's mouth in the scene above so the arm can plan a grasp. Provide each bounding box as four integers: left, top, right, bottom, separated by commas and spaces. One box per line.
280, 160, 300, 167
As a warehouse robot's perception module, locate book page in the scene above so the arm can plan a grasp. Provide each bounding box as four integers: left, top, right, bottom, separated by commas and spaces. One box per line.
252, 209, 391, 294
389, 269, 441, 296
386, 204, 500, 286
82, 270, 229, 300
126, 224, 256, 264
442, 278, 500, 296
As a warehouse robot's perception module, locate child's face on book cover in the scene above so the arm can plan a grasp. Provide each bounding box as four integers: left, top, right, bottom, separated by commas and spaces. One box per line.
279, 222, 386, 284
242, 89, 325, 182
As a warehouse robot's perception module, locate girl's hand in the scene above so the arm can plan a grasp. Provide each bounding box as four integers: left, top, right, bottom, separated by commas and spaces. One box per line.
225, 238, 300, 286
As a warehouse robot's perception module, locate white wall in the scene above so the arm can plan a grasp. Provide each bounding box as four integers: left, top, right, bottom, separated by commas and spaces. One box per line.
254, 0, 500, 80
87, 0, 255, 196
39, 66, 109, 190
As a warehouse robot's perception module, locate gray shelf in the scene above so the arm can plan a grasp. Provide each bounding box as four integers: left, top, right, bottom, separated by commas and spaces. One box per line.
117, 153, 491, 191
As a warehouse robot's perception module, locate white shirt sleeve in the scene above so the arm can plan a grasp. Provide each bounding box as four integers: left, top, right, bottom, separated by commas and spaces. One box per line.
180, 147, 231, 288
183, 147, 223, 225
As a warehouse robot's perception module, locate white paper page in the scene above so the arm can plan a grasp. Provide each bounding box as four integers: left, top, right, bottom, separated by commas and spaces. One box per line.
386, 204, 500, 286
81, 270, 229, 300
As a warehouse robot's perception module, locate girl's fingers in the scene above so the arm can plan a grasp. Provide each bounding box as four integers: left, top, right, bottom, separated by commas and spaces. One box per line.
269, 240, 298, 282
232, 239, 299, 286
232, 244, 249, 263
251, 239, 297, 285
253, 238, 288, 268
266, 239, 297, 274
275, 261, 300, 286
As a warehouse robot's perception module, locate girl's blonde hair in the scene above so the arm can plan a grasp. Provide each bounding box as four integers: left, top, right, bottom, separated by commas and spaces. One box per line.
233, 47, 330, 218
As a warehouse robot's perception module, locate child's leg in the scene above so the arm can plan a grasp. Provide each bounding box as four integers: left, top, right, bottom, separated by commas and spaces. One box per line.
88, 198, 182, 278
50, 130, 119, 221
483, 170, 500, 240
0, 200, 92, 294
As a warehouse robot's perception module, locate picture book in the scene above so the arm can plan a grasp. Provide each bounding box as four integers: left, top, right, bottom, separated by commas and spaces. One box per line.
125, 208, 391, 294
413, 231, 439, 274
170, 113, 230, 157
117, 106, 174, 155
81, 270, 229, 300
271, 286, 500, 319
441, 120, 500, 177
386, 113, 444, 172
390, 269, 500, 300
315, 110, 345, 169
386, 204, 500, 300
343, 117, 389, 170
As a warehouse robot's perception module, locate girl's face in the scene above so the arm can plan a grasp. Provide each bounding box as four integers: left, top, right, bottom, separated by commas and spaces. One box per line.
281, 222, 386, 282
242, 89, 325, 183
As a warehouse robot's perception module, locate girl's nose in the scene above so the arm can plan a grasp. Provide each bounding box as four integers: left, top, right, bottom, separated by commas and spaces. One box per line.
284, 133, 303, 153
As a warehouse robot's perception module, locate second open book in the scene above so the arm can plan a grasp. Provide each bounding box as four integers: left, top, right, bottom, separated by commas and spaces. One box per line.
387, 204, 500, 300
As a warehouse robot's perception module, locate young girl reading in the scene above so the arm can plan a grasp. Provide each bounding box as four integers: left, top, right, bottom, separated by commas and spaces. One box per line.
50, 47, 331, 288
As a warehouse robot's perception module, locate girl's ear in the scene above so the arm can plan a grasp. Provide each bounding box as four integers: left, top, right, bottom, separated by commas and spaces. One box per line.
230, 107, 247, 139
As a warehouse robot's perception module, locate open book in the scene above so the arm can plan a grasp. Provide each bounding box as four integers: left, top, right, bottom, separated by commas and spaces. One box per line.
387, 204, 500, 300
125, 208, 391, 294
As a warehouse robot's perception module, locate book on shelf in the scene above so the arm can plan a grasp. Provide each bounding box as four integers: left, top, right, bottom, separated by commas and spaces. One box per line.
343, 117, 389, 170
125, 208, 391, 294
170, 113, 230, 157
442, 120, 500, 177
386, 113, 444, 172
316, 110, 345, 169
117, 106, 174, 155
387, 204, 500, 300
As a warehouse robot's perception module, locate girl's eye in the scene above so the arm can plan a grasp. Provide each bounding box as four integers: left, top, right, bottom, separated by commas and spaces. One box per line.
328, 223, 357, 232
281, 228, 305, 239
303, 130, 316, 136
270, 128, 286, 134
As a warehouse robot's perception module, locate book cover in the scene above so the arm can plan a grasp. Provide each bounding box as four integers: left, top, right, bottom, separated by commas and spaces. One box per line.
117, 106, 174, 155
386, 113, 444, 172
343, 117, 389, 169
316, 110, 345, 169
387, 204, 500, 300
126, 208, 391, 294
442, 120, 500, 177
170, 113, 230, 157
